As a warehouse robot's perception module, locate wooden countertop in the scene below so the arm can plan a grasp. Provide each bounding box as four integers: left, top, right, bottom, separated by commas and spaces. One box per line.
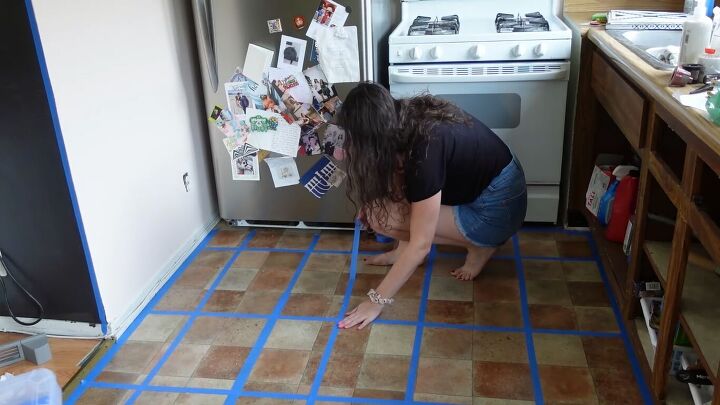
563, 12, 720, 162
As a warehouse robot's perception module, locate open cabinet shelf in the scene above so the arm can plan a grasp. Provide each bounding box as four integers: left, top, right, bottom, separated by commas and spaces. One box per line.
584, 210, 629, 307
642, 240, 720, 385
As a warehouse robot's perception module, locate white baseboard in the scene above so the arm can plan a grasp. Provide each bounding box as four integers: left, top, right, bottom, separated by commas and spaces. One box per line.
106, 215, 220, 338
0, 317, 103, 338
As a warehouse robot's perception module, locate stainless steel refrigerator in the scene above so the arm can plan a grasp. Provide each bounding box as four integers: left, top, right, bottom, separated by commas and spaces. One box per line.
191, 0, 374, 227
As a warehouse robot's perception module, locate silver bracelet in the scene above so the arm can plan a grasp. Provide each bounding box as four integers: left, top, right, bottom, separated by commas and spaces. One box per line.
367, 289, 394, 305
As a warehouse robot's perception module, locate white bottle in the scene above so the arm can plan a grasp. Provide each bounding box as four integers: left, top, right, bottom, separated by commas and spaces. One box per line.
679, 3, 714, 65
710, 6, 720, 50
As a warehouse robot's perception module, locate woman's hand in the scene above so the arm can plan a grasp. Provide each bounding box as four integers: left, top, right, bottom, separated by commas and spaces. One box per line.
338, 300, 384, 329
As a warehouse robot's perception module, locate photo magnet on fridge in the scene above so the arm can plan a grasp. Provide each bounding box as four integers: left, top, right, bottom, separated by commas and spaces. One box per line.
300, 155, 340, 198
267, 18, 283, 33
277, 35, 307, 71
306, 0, 349, 40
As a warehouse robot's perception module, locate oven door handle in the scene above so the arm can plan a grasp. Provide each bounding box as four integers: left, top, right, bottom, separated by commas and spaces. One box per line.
389, 68, 569, 83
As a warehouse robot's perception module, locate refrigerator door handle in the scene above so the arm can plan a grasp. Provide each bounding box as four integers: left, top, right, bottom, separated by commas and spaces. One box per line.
194, 0, 218, 92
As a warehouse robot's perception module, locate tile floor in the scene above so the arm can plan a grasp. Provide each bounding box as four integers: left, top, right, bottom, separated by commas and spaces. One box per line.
68, 226, 650, 404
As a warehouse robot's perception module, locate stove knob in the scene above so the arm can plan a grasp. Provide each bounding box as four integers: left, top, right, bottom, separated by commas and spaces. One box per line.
409, 47, 422, 60
470, 45, 485, 59
534, 43, 546, 57
512, 44, 525, 57
430, 47, 442, 59
395, 49, 403, 58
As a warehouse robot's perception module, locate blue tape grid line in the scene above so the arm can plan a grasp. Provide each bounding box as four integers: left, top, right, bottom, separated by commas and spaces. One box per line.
512, 234, 544, 404
125, 229, 258, 404
65, 228, 221, 404
23, 0, 109, 334
224, 233, 323, 404
404, 246, 435, 401
146, 309, 621, 338
586, 234, 654, 405
305, 222, 362, 405
69, 226, 644, 404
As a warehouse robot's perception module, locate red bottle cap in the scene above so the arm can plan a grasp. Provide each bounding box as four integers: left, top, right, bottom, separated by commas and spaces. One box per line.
705, 48, 716, 54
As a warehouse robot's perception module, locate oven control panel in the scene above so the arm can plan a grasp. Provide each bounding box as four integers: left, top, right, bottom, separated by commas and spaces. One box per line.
389, 40, 571, 64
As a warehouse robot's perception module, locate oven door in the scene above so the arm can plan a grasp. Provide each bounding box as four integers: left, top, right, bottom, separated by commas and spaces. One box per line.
389, 61, 570, 222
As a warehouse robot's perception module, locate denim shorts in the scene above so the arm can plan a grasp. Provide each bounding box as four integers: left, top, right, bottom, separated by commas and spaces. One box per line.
453, 156, 527, 247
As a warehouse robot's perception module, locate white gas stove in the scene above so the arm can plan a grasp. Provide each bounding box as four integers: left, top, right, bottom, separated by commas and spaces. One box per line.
388, 0, 573, 223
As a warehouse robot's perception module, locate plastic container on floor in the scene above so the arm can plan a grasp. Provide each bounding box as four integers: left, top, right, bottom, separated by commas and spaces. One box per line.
0, 368, 62, 405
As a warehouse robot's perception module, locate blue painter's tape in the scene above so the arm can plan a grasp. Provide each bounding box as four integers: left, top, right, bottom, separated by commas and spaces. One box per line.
238, 390, 306, 400
586, 234, 654, 404
23, 0, 109, 334
89, 381, 231, 395
125, 231, 257, 404
404, 246, 435, 400
225, 234, 322, 404
306, 222, 361, 405
65, 228, 223, 404
512, 235, 544, 404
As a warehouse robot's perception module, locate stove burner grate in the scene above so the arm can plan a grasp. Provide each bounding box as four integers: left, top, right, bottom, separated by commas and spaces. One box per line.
408, 15, 460, 36
495, 12, 550, 33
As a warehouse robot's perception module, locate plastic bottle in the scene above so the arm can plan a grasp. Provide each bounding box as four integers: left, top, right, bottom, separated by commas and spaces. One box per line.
679, 3, 714, 65
710, 7, 720, 49
699, 48, 720, 73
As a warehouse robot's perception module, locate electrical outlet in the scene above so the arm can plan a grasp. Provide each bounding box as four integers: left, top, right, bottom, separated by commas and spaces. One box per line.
182, 172, 190, 192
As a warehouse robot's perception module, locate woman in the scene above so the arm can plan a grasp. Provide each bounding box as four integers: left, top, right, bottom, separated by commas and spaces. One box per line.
337, 83, 526, 329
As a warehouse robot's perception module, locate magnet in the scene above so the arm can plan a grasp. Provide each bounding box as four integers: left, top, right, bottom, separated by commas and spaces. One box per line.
294, 15, 306, 30
267, 18, 283, 34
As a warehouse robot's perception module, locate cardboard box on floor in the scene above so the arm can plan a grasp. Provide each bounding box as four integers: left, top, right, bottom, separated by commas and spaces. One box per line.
585, 153, 623, 217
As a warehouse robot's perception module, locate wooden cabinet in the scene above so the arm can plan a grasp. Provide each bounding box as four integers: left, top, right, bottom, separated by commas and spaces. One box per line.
570, 40, 720, 405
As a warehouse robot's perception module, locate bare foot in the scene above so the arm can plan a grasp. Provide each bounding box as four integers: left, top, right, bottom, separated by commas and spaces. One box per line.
364, 241, 407, 266
451, 245, 497, 281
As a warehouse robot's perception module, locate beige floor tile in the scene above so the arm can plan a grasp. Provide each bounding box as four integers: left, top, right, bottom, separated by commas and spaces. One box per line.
414, 393, 472, 404
231, 251, 269, 269
186, 378, 235, 389
175, 393, 227, 405
428, 276, 473, 301
129, 315, 186, 342
157, 344, 210, 377
415, 357, 473, 396
155, 287, 204, 311
575, 307, 619, 332
217, 268, 258, 291
563, 261, 602, 282
522, 260, 564, 280
266, 320, 322, 350
525, 279, 572, 305
533, 334, 588, 367
365, 324, 416, 356
134, 390, 180, 405
305, 254, 349, 272
472, 332, 528, 363
292, 271, 341, 295
214, 318, 266, 347
356, 354, 410, 392
105, 341, 164, 374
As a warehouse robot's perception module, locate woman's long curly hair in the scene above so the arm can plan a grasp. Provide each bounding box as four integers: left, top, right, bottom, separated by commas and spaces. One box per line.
336, 82, 469, 229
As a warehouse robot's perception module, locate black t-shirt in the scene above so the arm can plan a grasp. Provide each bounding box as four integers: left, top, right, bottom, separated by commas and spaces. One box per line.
404, 116, 512, 205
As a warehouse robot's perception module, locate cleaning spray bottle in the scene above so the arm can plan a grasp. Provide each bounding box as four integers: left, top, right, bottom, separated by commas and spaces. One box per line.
679, 2, 714, 65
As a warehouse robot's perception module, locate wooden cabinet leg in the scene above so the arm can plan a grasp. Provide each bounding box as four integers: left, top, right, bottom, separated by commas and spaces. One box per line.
651, 218, 691, 397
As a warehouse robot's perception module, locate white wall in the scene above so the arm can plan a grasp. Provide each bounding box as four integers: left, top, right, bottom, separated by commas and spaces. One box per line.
32, 0, 217, 335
